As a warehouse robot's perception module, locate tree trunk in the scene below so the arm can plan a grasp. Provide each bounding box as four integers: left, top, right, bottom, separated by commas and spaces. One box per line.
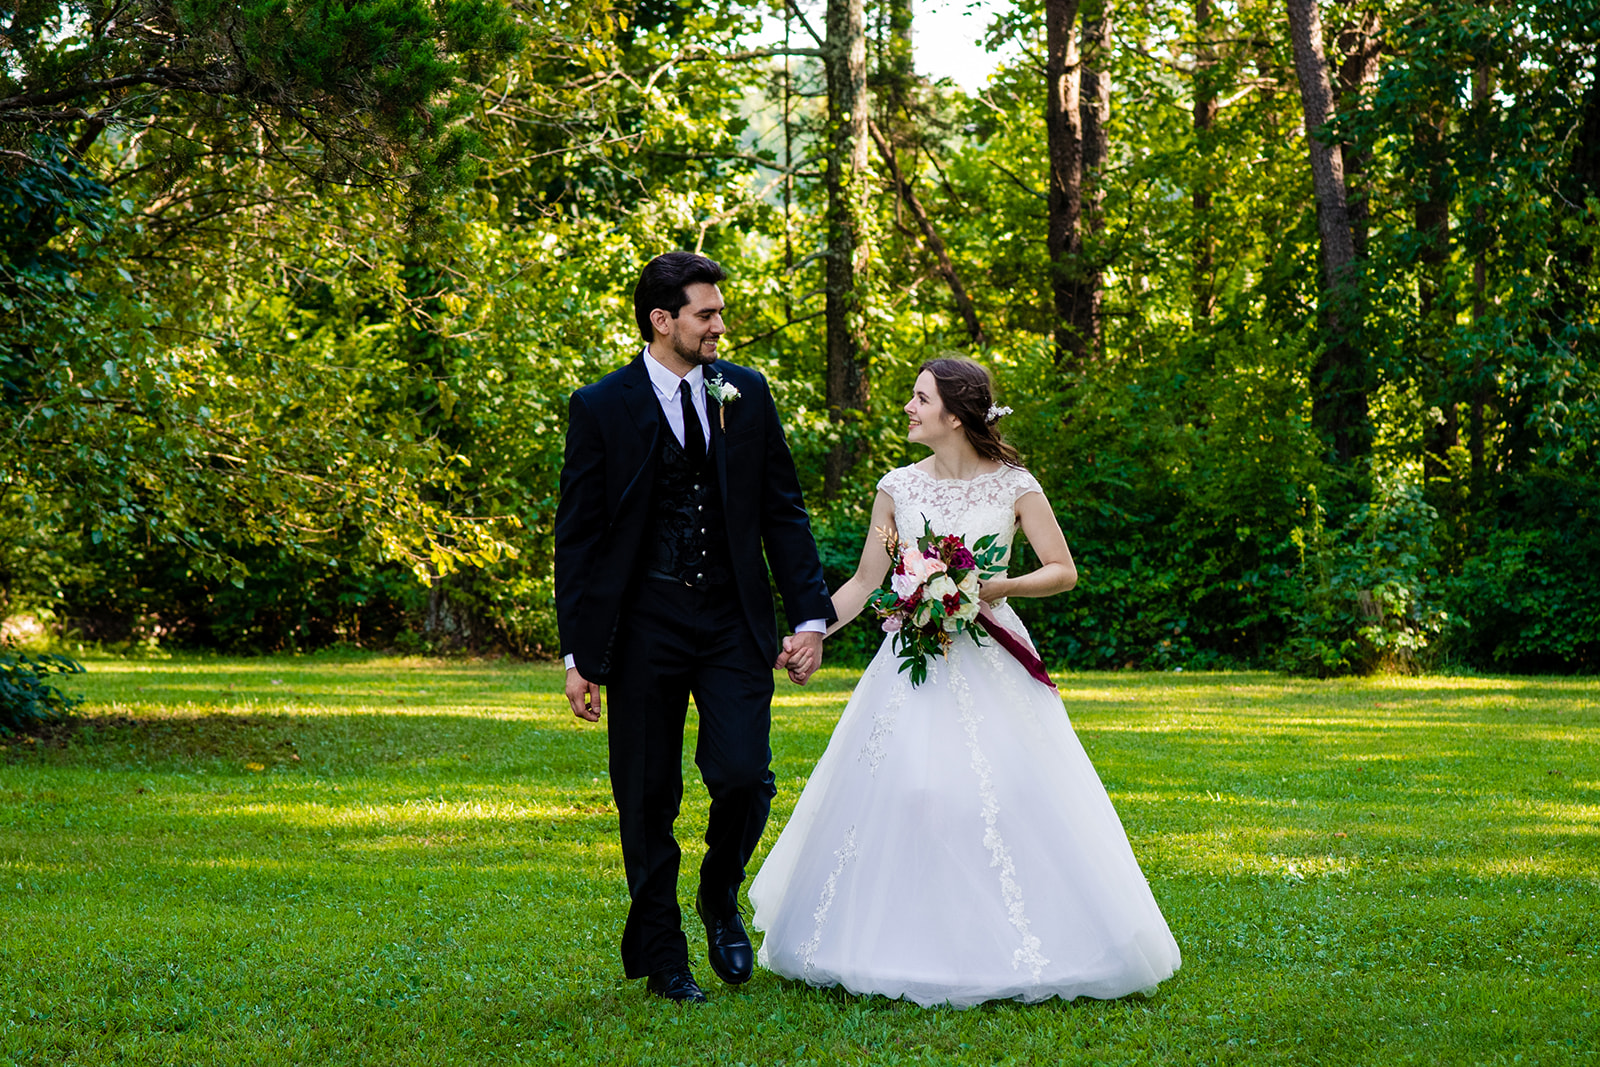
1415, 110, 1454, 487
1286, 0, 1368, 464
873, 0, 916, 121
1079, 0, 1112, 356
1192, 0, 1219, 322
823, 0, 871, 499
423, 571, 480, 650
1469, 63, 1493, 500
1045, 0, 1087, 368
869, 122, 987, 346
1334, 3, 1382, 258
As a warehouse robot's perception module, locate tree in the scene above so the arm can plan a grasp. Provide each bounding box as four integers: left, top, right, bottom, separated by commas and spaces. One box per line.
822, 0, 872, 497
1192, 0, 1220, 321
1045, 0, 1087, 367
0, 0, 518, 196
864, 0, 987, 348
1078, 0, 1113, 354
1286, 0, 1370, 466
0, 1, 524, 586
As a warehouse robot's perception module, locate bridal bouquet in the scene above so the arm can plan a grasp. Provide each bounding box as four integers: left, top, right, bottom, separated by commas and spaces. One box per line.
868, 518, 1007, 686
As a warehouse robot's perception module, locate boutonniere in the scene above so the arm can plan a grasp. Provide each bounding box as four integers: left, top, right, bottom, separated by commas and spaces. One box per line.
706, 374, 741, 430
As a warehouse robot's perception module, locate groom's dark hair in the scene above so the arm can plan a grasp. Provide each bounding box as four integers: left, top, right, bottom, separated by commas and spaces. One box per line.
634, 252, 727, 342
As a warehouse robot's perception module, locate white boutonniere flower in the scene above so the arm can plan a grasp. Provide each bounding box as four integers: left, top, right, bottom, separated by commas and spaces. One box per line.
706, 374, 741, 429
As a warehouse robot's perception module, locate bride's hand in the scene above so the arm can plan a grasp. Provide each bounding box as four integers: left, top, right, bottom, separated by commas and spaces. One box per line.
978, 577, 1008, 604
782, 632, 823, 685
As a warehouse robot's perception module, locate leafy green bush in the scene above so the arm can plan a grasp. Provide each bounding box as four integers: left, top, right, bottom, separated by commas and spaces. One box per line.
1277, 481, 1448, 677
0, 650, 85, 734
44, 536, 422, 654
1443, 472, 1600, 672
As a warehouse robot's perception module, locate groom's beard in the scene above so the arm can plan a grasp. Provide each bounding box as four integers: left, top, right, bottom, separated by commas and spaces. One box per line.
674, 336, 720, 366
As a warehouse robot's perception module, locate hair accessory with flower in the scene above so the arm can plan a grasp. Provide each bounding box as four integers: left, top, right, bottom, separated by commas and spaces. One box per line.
985, 404, 1012, 424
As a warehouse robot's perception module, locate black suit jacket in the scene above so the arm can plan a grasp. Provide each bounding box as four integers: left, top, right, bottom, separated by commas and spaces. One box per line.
554, 355, 835, 683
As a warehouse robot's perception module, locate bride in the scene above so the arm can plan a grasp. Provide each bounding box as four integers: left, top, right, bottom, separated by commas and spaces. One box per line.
749, 358, 1181, 1008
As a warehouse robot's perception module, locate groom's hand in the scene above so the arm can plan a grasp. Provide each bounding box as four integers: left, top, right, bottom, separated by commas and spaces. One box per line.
782, 632, 824, 686
566, 668, 603, 722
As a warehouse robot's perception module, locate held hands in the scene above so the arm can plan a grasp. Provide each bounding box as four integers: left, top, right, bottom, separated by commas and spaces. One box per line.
566, 667, 603, 722
775, 631, 824, 686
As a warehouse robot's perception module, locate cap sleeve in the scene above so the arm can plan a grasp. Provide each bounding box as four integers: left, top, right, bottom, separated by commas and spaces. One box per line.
1009, 466, 1044, 503
876, 466, 910, 496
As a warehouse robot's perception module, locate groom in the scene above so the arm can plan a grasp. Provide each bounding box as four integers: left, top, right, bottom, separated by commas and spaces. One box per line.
554, 252, 834, 1003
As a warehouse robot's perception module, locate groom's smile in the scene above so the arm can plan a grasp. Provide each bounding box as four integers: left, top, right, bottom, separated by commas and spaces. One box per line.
657, 281, 726, 371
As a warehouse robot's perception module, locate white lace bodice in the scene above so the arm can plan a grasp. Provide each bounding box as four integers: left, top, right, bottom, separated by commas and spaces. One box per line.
876, 463, 1044, 573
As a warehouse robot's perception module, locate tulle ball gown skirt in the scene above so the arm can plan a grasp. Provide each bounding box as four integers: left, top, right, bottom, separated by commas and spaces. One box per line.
749, 626, 1181, 1008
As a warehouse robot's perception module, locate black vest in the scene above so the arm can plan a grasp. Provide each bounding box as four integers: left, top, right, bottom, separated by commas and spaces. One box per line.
644, 424, 733, 587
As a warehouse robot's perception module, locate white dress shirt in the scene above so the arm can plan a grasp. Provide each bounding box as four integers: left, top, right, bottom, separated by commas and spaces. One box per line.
642, 346, 712, 452
563, 348, 826, 671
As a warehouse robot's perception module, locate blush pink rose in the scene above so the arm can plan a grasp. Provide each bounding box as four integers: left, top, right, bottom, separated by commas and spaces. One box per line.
903, 552, 947, 582
890, 570, 921, 600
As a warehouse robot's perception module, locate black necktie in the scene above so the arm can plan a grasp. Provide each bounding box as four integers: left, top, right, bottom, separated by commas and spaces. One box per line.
679, 379, 706, 465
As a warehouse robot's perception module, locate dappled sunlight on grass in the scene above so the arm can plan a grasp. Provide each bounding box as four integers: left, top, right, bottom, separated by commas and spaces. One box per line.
1, 654, 1595, 1065
200, 795, 581, 828
68, 654, 565, 719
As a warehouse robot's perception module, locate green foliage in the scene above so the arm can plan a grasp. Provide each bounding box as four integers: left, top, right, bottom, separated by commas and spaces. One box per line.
1, 0, 529, 625
1444, 472, 1600, 671
0, 0, 522, 199
4, 0, 1599, 674
1278, 482, 1449, 677
0, 145, 519, 595
0, 649, 84, 733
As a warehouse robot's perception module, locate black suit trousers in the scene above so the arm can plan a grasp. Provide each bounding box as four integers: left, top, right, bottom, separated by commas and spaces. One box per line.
606, 578, 777, 979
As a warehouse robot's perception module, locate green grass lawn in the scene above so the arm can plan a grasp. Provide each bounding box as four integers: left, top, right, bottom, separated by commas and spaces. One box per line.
1, 654, 1596, 1066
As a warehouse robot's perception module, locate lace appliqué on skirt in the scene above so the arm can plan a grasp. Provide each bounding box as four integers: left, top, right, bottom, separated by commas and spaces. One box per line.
857, 660, 909, 774
948, 652, 1048, 980
800, 824, 858, 980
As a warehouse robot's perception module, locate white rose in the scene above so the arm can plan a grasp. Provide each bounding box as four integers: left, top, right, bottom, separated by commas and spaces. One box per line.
925, 574, 958, 602
956, 570, 980, 600
954, 598, 980, 623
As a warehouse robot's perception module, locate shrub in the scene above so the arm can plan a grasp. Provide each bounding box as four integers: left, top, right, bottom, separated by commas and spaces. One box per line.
0, 650, 85, 734
1277, 481, 1448, 677
1442, 471, 1600, 672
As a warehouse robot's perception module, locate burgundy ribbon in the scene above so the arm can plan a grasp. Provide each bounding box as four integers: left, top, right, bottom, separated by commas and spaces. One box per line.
976, 602, 1057, 691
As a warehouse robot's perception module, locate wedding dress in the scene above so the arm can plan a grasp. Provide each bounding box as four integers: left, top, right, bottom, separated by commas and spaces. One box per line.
748, 464, 1181, 1008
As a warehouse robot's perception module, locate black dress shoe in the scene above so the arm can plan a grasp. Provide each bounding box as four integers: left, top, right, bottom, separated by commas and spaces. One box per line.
645, 967, 707, 1004
696, 890, 755, 985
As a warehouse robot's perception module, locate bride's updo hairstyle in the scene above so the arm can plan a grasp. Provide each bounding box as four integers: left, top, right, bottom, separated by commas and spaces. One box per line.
919, 357, 1022, 467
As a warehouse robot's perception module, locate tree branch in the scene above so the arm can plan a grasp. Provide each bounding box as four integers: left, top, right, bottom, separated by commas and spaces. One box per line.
730, 308, 826, 352
989, 159, 1047, 201
785, 0, 828, 49
650, 149, 820, 176
0, 67, 232, 113
868, 120, 987, 346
